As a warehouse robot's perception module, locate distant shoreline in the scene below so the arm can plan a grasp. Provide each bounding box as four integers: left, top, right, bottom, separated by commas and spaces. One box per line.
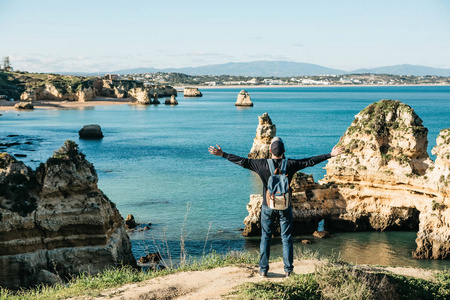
175, 83, 450, 90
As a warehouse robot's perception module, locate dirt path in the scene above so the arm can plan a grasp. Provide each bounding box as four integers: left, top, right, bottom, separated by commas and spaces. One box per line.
92, 259, 435, 300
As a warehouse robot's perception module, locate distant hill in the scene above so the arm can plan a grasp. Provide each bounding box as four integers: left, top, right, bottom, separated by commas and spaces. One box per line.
109, 61, 345, 77
351, 64, 450, 76
57, 61, 450, 77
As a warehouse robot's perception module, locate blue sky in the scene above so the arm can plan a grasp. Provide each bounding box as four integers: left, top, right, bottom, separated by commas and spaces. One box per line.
1, 0, 449, 72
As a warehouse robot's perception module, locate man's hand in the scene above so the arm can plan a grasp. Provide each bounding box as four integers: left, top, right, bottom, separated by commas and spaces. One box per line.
209, 144, 223, 157
331, 145, 345, 157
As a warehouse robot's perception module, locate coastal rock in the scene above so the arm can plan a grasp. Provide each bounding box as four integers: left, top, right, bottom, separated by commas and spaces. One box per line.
184, 87, 202, 97
129, 87, 151, 105
138, 252, 162, 264
14, 102, 34, 110
20, 89, 36, 101
0, 73, 177, 103
165, 95, 178, 105
313, 231, 332, 238
75, 86, 96, 102
242, 100, 450, 260
79, 124, 104, 140
153, 93, 160, 104
248, 112, 276, 159
33, 83, 96, 102
125, 214, 137, 229
235, 90, 253, 107
0, 141, 136, 289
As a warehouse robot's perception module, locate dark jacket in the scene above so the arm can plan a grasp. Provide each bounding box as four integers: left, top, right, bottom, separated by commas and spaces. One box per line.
222, 152, 331, 206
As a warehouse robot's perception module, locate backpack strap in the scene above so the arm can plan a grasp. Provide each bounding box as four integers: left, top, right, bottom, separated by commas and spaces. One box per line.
267, 159, 276, 175
281, 159, 288, 175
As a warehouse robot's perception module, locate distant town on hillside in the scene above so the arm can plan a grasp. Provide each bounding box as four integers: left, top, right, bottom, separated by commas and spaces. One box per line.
121, 72, 450, 86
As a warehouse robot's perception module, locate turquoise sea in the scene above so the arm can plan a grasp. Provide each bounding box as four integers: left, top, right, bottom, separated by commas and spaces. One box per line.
1, 86, 450, 270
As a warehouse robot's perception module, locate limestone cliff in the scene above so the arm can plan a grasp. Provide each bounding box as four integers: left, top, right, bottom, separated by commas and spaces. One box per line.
248, 112, 276, 159
235, 90, 253, 107
128, 87, 151, 104
243, 100, 450, 260
184, 87, 202, 97
0, 71, 177, 102
0, 141, 136, 289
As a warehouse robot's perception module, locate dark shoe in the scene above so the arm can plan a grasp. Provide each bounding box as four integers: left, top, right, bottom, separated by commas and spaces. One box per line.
285, 271, 292, 278
258, 270, 267, 278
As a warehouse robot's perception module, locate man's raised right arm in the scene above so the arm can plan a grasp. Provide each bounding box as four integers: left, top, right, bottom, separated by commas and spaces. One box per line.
208, 144, 260, 171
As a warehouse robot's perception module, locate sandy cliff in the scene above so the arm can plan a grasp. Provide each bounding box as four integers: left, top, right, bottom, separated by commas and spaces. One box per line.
243, 100, 450, 259
0, 141, 136, 289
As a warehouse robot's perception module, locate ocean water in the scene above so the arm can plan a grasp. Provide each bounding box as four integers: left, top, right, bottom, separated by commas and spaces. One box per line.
1, 86, 450, 270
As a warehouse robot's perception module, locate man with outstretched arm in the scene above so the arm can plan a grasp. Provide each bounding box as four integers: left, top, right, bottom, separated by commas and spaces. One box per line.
209, 137, 344, 278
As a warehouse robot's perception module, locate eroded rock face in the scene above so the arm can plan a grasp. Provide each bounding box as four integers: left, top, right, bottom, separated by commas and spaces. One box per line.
34, 84, 97, 102
129, 87, 151, 105
15, 78, 176, 103
184, 87, 202, 97
242, 100, 450, 260
248, 112, 276, 159
14, 101, 34, 110
20, 89, 36, 101
235, 90, 253, 107
165, 95, 178, 105
0, 141, 136, 289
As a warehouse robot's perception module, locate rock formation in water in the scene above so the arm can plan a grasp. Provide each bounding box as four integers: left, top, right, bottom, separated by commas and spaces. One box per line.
235, 90, 253, 107
248, 112, 277, 159
79, 124, 104, 139
184, 87, 202, 97
165, 95, 178, 105
153, 92, 160, 104
0, 141, 136, 289
243, 100, 450, 260
14, 101, 34, 110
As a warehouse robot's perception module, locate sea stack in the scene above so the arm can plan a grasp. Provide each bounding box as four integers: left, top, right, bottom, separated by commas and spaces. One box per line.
165, 95, 178, 105
235, 90, 253, 107
0, 141, 136, 289
79, 124, 104, 139
153, 92, 160, 104
183, 87, 202, 97
248, 112, 276, 159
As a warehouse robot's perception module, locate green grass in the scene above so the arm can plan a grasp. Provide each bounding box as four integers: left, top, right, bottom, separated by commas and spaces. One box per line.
231, 273, 320, 300
232, 262, 450, 300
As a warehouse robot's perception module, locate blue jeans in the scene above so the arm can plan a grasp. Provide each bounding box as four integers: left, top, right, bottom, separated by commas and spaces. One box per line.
259, 205, 294, 273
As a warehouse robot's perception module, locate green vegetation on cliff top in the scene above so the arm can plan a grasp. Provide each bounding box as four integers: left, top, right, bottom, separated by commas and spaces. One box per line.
0, 71, 96, 99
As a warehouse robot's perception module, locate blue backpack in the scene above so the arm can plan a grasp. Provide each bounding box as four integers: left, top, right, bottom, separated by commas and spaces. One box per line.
266, 159, 290, 210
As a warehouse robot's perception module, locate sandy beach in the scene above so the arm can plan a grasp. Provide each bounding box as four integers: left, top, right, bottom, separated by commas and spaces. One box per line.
0, 97, 133, 112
